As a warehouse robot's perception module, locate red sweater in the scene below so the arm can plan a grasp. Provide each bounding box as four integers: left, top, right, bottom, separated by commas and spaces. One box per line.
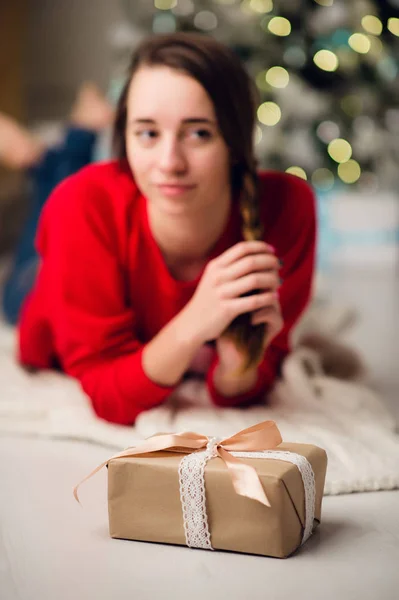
18, 160, 316, 425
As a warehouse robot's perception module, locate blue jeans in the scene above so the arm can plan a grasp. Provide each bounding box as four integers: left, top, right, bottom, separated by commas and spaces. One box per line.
2, 127, 97, 325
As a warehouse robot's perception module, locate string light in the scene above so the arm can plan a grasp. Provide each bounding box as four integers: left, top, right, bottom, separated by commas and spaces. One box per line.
313, 49, 339, 71
348, 33, 371, 54
338, 160, 361, 184
387, 18, 399, 37
285, 166, 307, 180
266, 66, 290, 88
257, 102, 282, 126
268, 17, 291, 36
361, 15, 383, 36
327, 138, 352, 163
311, 168, 335, 191
154, 0, 177, 9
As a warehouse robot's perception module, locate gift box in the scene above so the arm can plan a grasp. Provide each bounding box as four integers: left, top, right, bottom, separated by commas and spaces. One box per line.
75, 422, 328, 558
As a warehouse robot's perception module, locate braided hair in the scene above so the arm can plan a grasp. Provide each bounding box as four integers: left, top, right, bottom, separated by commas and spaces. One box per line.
113, 33, 267, 373
222, 164, 267, 374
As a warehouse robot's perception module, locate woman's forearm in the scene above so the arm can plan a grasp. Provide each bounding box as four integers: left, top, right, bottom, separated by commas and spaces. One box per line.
142, 306, 205, 387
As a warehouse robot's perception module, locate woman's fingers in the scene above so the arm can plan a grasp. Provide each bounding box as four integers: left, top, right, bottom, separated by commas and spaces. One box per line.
251, 300, 282, 327
230, 290, 278, 316
220, 252, 280, 283
221, 271, 279, 299
215, 241, 275, 268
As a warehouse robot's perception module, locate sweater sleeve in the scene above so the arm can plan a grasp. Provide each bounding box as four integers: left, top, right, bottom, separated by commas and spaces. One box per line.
25, 175, 176, 425
206, 175, 317, 407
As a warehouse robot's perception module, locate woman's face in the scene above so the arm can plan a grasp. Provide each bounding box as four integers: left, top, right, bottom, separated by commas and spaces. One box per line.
125, 66, 231, 217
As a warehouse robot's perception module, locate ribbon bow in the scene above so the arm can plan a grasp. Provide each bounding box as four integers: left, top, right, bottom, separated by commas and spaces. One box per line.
73, 420, 282, 507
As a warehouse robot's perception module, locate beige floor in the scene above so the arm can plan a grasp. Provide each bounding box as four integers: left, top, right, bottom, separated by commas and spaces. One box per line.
0, 265, 398, 600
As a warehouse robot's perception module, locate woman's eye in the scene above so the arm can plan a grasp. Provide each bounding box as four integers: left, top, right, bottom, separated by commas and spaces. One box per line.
190, 129, 212, 140
135, 130, 158, 140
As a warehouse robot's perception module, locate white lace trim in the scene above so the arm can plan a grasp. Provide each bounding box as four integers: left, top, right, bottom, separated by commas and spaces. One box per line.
178, 442, 316, 550
178, 437, 220, 550
232, 450, 316, 544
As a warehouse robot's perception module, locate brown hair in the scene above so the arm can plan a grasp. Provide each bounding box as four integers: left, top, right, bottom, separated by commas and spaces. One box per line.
114, 32, 267, 373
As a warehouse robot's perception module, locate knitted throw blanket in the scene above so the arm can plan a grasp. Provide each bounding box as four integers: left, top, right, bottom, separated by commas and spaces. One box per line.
0, 307, 398, 496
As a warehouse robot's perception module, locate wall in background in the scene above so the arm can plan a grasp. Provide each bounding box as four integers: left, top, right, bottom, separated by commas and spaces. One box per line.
25, 0, 122, 121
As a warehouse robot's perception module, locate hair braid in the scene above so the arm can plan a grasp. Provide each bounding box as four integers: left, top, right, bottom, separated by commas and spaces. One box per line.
223, 165, 267, 374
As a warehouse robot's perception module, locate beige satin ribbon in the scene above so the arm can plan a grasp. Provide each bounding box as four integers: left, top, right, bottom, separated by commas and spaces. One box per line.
73, 420, 282, 507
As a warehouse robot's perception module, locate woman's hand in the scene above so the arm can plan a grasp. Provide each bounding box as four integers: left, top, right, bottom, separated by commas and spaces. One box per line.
214, 292, 283, 384
250, 290, 283, 345
181, 240, 280, 345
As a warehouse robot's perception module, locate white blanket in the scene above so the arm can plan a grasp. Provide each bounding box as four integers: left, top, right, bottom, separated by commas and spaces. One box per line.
1, 301, 398, 497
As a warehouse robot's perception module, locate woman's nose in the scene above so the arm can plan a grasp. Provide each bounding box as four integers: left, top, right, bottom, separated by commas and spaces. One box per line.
158, 138, 187, 174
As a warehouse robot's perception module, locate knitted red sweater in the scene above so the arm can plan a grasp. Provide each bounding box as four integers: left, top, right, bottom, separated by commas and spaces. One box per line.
18, 160, 316, 424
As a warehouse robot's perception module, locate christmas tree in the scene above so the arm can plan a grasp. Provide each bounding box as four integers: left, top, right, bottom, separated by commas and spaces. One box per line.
109, 0, 399, 194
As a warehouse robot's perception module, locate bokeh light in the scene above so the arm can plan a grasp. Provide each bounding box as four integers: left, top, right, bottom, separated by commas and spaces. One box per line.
361, 15, 383, 36
387, 18, 399, 37
316, 121, 340, 143
314, 0, 334, 6
283, 46, 307, 68
348, 33, 371, 54
254, 125, 263, 145
353, 115, 374, 134
154, 0, 177, 9
336, 48, 359, 71
172, 0, 195, 16
268, 17, 291, 36
327, 138, 352, 163
367, 35, 383, 59
194, 11, 218, 31
257, 102, 282, 126
377, 57, 398, 81
249, 0, 273, 13
311, 168, 335, 191
153, 12, 177, 33
285, 166, 307, 180
337, 160, 361, 183
340, 95, 363, 117
313, 49, 339, 71
266, 66, 290, 88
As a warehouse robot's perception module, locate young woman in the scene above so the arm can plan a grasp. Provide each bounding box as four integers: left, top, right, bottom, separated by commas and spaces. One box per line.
12, 33, 316, 425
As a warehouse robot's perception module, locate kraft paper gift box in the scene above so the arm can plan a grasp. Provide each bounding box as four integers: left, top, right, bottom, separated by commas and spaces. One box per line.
75, 421, 328, 558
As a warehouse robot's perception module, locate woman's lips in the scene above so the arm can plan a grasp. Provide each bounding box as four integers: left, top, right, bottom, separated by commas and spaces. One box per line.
157, 184, 196, 197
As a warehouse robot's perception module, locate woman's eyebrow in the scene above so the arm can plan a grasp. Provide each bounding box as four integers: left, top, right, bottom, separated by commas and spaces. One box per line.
129, 117, 216, 125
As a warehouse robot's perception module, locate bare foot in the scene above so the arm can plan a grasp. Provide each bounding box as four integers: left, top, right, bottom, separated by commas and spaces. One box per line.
70, 82, 115, 132
0, 113, 45, 170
